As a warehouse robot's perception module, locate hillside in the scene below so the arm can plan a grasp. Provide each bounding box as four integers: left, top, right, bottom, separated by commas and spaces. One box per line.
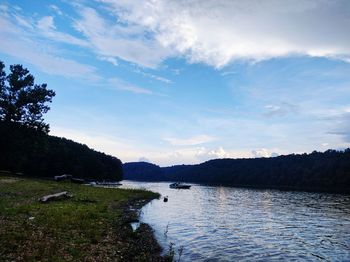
123, 150, 350, 193
123, 162, 164, 181
0, 122, 122, 181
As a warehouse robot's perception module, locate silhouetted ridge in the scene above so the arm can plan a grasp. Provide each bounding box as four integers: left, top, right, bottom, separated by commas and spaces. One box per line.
123, 162, 164, 181
123, 150, 350, 193
0, 122, 122, 180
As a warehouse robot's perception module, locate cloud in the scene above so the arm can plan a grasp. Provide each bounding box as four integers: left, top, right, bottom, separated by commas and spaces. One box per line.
49, 5, 63, 16
252, 148, 279, 158
8, 1, 348, 71
164, 135, 216, 146
108, 78, 153, 94
36, 16, 89, 47
37, 16, 56, 31
0, 8, 96, 79
73, 7, 170, 68
98, 56, 118, 66
196, 146, 231, 161
13, 14, 33, 29
138, 157, 150, 163
132, 67, 172, 84
263, 102, 299, 117
100, 0, 350, 68
328, 112, 350, 143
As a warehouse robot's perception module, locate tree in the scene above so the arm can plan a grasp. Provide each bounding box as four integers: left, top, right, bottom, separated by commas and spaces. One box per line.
0, 61, 55, 133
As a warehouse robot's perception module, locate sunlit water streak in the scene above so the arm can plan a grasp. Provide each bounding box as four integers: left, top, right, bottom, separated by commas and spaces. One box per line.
120, 181, 350, 261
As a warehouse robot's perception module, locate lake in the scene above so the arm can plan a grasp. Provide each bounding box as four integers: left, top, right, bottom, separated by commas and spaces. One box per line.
120, 181, 350, 261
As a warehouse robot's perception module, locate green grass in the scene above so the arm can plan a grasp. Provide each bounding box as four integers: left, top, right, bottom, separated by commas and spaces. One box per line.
0, 173, 161, 261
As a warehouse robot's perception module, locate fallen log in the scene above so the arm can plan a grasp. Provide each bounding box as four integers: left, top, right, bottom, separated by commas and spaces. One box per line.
40, 191, 73, 203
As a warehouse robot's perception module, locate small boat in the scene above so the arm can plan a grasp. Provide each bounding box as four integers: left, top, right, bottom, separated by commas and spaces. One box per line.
169, 182, 191, 189
54, 174, 72, 182
96, 181, 122, 186
70, 177, 85, 184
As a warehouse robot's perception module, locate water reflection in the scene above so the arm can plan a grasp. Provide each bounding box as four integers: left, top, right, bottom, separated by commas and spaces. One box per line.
120, 181, 350, 261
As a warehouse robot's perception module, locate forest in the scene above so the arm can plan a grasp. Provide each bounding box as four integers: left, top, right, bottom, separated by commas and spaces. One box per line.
0, 121, 123, 180
123, 149, 350, 193
0, 60, 122, 180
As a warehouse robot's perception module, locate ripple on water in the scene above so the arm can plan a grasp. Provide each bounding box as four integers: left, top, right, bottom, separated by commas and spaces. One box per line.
120, 181, 350, 261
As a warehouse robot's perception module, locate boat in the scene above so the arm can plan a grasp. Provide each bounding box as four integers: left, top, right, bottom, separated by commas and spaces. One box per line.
96, 181, 122, 186
54, 174, 72, 181
169, 182, 191, 189
70, 177, 85, 184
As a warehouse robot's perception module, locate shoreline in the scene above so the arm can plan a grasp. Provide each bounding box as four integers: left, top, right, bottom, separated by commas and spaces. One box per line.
117, 197, 168, 261
0, 174, 170, 261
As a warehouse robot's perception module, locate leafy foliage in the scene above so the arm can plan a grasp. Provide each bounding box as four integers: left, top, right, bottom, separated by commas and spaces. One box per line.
0, 61, 55, 133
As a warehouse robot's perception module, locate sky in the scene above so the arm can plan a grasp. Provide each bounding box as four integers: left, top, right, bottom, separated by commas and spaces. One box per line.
1, 0, 350, 166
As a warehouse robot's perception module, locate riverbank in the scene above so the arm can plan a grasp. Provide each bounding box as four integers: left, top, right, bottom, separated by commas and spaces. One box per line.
0, 173, 168, 261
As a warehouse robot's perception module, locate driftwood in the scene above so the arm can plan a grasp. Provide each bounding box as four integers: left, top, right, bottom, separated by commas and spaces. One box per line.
40, 191, 73, 202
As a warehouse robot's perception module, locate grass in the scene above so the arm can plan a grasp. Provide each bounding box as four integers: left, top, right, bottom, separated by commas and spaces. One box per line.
0, 173, 164, 261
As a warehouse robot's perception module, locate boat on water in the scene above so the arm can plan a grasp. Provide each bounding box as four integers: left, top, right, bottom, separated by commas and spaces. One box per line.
70, 177, 85, 184
169, 182, 191, 189
96, 181, 122, 186
88, 181, 122, 186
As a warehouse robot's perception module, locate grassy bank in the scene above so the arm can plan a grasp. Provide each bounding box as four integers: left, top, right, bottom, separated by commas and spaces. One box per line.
0, 173, 166, 261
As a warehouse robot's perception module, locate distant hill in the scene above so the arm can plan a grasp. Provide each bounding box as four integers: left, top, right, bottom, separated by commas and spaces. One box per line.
123, 162, 164, 181
0, 122, 122, 181
123, 150, 350, 193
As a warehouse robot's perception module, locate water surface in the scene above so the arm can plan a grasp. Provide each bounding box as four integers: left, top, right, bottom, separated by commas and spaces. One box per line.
120, 181, 350, 261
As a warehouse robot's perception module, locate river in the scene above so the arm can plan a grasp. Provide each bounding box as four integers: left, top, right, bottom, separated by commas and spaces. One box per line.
120, 181, 350, 261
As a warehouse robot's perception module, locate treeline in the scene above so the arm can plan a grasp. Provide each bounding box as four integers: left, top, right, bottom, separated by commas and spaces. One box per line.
123, 162, 165, 181
0, 122, 122, 181
123, 150, 350, 193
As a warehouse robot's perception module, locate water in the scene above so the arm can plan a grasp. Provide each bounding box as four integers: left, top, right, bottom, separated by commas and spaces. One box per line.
120, 181, 350, 261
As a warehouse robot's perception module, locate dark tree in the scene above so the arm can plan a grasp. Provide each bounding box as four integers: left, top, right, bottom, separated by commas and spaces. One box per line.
0, 61, 55, 133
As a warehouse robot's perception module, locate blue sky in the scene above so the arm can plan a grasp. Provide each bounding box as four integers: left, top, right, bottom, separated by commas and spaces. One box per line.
1, 0, 350, 166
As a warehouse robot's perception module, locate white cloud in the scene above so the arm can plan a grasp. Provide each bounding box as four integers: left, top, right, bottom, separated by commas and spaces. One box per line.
132, 67, 172, 84
100, 0, 350, 68
138, 157, 150, 163
13, 14, 33, 29
264, 102, 299, 117
164, 135, 216, 146
0, 16, 97, 79
37, 16, 56, 31
98, 56, 118, 66
196, 146, 231, 161
49, 5, 63, 16
108, 78, 153, 94
0, 7, 96, 79
8, 1, 348, 70
252, 148, 279, 158
36, 16, 89, 47
73, 7, 170, 68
